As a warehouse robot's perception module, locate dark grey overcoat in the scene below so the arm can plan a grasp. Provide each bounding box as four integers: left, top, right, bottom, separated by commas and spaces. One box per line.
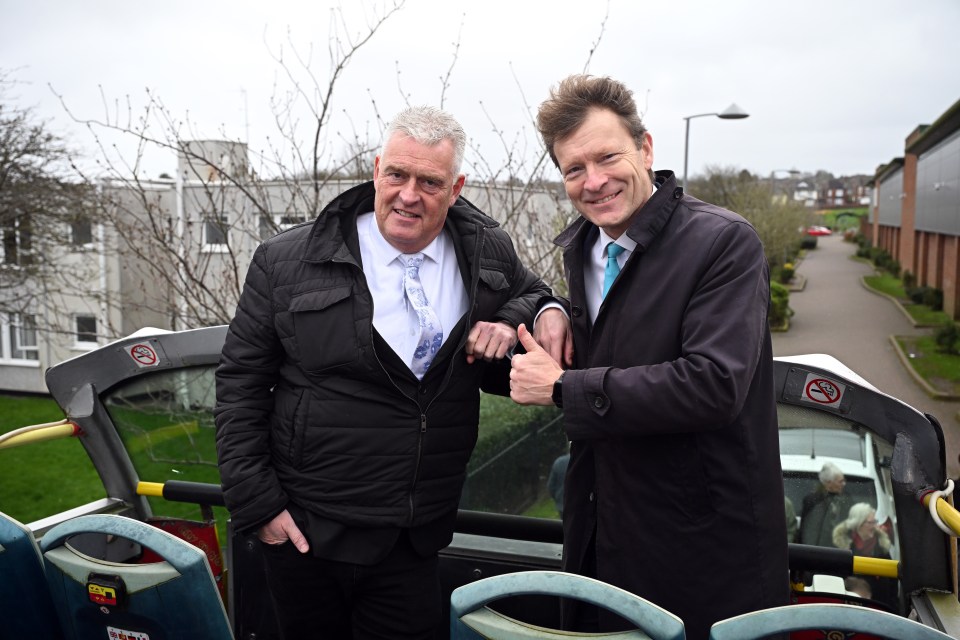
556, 171, 790, 640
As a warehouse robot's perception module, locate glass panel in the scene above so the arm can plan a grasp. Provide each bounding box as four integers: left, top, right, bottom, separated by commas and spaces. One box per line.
9, 314, 39, 360
778, 402, 899, 609
102, 366, 225, 527
204, 217, 227, 245
75, 315, 97, 343
459, 395, 565, 519
72, 219, 93, 246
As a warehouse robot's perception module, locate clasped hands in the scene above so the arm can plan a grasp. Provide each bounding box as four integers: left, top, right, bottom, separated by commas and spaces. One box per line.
464, 309, 571, 405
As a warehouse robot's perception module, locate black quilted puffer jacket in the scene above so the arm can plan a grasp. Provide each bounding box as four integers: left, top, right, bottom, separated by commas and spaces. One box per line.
214, 181, 549, 534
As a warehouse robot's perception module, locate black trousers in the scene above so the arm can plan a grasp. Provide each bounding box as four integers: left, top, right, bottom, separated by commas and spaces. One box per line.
260, 533, 442, 639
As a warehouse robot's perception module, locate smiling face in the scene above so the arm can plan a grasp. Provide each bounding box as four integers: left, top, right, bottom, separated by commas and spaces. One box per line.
553, 107, 655, 239
373, 132, 465, 254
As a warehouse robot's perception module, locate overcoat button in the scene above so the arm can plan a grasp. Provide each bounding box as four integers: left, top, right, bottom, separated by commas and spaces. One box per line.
593, 397, 604, 408
589, 492, 595, 502
674, 187, 683, 199
571, 306, 583, 317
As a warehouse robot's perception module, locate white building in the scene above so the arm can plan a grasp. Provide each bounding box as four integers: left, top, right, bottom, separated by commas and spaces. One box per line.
0, 141, 571, 394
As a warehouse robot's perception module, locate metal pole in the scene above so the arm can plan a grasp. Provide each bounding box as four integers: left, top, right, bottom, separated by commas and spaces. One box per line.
683, 117, 691, 189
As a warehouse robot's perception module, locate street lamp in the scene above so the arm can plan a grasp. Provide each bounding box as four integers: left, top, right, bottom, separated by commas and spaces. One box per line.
682, 103, 749, 189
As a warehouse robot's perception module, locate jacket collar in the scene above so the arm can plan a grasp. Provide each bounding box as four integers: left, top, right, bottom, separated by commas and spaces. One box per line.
554, 170, 683, 254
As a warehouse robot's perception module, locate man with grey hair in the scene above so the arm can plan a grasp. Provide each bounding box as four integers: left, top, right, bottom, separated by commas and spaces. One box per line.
799, 461, 850, 547
216, 105, 556, 637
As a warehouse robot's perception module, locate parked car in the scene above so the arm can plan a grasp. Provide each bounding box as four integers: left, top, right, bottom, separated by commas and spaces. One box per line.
807, 225, 833, 236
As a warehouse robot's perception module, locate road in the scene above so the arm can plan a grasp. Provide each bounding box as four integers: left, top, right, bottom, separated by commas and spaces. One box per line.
771, 234, 960, 478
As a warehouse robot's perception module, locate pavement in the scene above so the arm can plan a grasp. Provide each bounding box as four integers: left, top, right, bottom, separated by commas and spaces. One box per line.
771, 234, 960, 479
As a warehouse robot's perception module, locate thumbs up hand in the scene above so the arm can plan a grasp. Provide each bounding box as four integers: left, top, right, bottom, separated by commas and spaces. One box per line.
510, 324, 565, 406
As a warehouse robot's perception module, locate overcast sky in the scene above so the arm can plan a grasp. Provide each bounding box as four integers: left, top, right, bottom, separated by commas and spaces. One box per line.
3, 0, 959, 183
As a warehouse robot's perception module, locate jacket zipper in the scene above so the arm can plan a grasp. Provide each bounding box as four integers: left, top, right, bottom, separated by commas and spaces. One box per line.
342, 223, 490, 525
406, 223, 491, 524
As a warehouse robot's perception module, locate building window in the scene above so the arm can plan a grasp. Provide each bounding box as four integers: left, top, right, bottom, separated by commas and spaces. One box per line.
2, 216, 33, 266
202, 214, 228, 250
259, 215, 274, 240
1, 313, 39, 362
75, 314, 98, 348
71, 218, 94, 247
278, 214, 307, 231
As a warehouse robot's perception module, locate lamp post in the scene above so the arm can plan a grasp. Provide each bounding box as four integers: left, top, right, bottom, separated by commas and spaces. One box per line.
682, 103, 749, 189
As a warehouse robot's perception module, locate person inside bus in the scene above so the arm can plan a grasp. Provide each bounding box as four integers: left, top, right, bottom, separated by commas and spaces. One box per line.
215, 105, 560, 639
785, 496, 798, 543
508, 73, 789, 640
833, 502, 897, 608
799, 461, 851, 547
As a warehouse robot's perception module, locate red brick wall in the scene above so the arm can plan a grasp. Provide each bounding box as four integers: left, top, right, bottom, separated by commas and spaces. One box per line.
944, 236, 960, 318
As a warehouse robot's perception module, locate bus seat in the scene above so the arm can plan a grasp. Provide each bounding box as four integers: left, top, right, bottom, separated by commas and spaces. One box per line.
40, 513, 233, 640
0, 510, 63, 638
708, 603, 953, 640
450, 570, 685, 640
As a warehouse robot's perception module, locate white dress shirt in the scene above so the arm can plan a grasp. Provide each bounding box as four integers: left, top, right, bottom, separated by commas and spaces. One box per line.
584, 229, 638, 322
357, 212, 469, 370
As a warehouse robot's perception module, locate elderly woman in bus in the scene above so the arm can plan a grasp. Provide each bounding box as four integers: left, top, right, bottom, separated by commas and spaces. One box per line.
833, 502, 897, 607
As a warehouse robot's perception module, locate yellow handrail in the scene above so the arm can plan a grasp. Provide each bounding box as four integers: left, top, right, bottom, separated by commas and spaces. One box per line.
852, 555, 899, 579
922, 491, 960, 537
136, 481, 166, 498
0, 419, 79, 450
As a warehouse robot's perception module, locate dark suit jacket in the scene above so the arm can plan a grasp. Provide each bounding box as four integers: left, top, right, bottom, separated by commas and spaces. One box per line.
554, 171, 789, 640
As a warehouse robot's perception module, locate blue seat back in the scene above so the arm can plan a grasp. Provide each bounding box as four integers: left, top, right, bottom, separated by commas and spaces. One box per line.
450, 570, 685, 640
40, 514, 232, 640
708, 603, 953, 640
0, 510, 63, 638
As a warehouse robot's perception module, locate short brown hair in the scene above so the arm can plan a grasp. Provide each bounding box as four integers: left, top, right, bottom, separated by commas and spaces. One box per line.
536, 75, 648, 169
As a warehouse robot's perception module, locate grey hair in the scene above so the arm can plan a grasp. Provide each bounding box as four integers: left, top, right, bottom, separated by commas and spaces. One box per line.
841, 502, 875, 531
819, 461, 844, 484
382, 106, 466, 176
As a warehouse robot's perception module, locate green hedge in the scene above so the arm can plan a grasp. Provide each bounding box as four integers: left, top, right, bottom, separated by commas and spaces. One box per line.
770, 281, 793, 328
461, 396, 565, 514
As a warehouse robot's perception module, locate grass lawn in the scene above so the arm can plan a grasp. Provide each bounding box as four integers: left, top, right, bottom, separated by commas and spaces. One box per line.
895, 335, 960, 396
862, 275, 960, 393
863, 274, 952, 326
0, 395, 105, 524
522, 494, 560, 520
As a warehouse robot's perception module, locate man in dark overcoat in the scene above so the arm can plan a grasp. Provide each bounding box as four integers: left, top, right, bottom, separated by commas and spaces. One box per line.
509, 75, 789, 640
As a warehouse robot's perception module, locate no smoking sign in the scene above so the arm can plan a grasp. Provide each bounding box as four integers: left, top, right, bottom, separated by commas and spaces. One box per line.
801, 373, 845, 407
128, 343, 160, 368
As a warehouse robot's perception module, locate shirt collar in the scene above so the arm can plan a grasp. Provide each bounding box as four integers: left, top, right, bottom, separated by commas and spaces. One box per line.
365, 212, 444, 266
595, 227, 638, 261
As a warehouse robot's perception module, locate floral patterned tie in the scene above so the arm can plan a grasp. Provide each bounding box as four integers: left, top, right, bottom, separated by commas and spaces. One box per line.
402, 253, 443, 378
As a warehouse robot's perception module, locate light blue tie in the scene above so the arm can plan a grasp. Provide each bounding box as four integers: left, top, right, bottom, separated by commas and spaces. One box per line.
402, 253, 443, 378
602, 243, 625, 299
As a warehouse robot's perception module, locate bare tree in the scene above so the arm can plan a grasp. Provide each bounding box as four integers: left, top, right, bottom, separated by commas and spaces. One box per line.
689, 165, 814, 268
52, 2, 404, 335
0, 73, 106, 357
37, 0, 613, 346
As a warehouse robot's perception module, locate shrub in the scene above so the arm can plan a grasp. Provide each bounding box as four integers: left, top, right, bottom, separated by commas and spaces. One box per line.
902, 271, 916, 290
800, 236, 818, 250
934, 321, 960, 355
907, 286, 930, 305
779, 263, 795, 284
923, 288, 944, 311
769, 281, 792, 328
